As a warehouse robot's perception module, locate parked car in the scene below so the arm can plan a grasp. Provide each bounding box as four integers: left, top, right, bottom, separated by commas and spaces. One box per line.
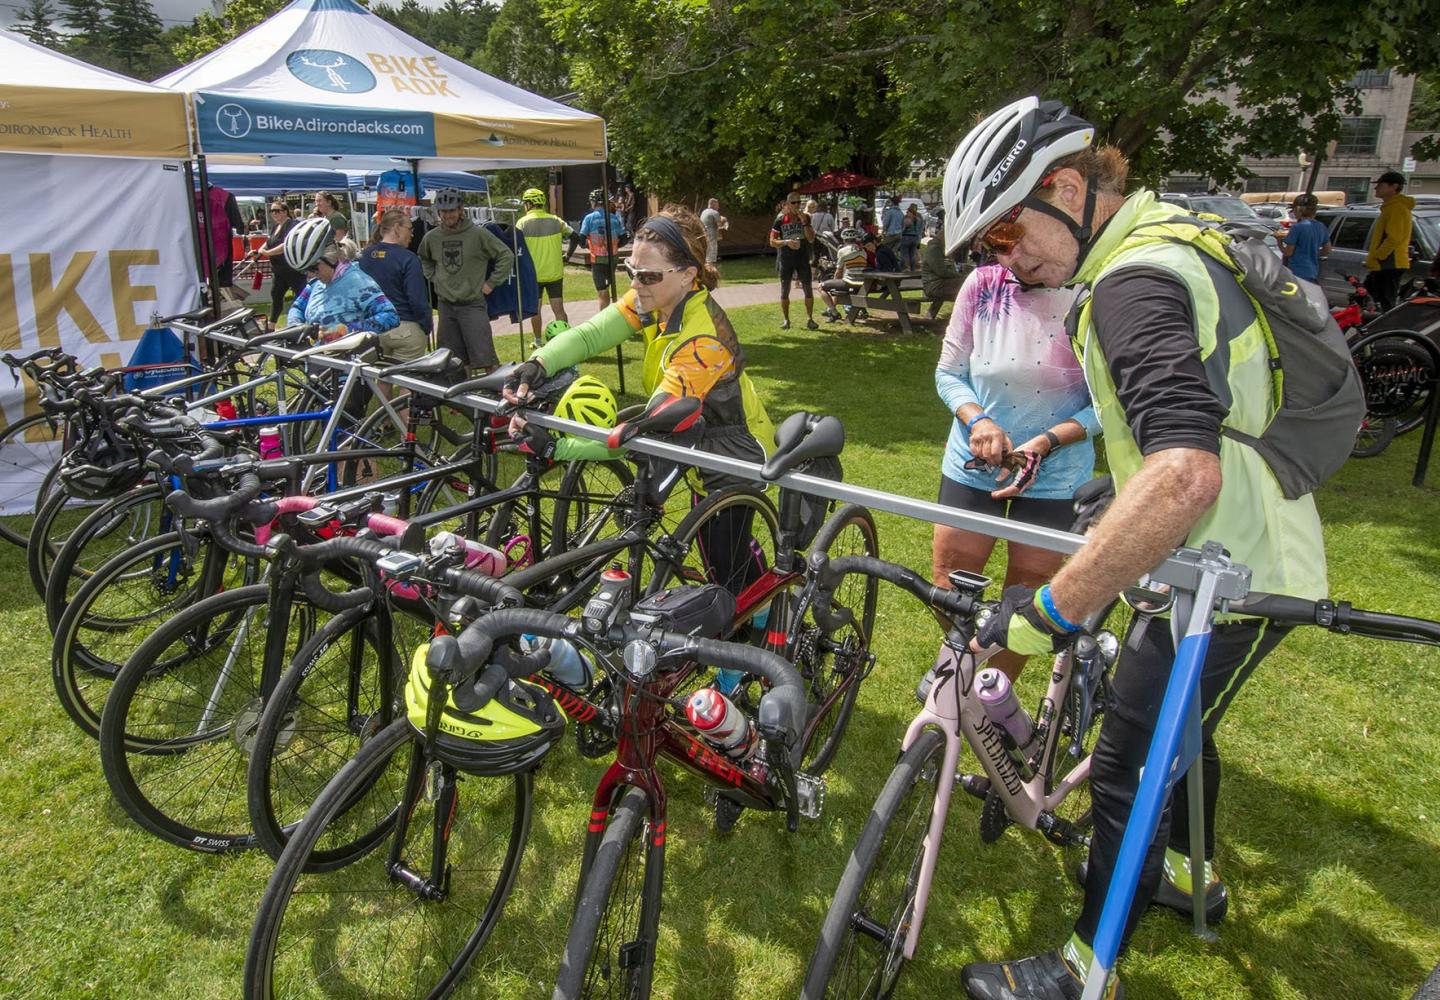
1157, 192, 1282, 249
1251, 202, 1295, 225
1313, 203, 1440, 306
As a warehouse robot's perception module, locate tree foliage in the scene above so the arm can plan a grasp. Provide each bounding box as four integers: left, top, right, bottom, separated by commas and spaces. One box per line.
168, 0, 291, 64
370, 0, 500, 65
544, 0, 1440, 209
477, 0, 568, 98
13, 0, 61, 48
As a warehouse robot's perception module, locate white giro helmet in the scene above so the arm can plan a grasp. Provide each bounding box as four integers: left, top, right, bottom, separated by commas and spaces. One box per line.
942, 97, 1096, 255
283, 216, 336, 272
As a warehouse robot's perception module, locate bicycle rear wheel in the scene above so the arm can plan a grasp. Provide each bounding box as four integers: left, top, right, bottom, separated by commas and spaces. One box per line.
98, 584, 326, 851
245, 719, 532, 1000
26, 484, 105, 597
801, 728, 945, 1000
0, 411, 64, 548
554, 786, 664, 1000
796, 504, 879, 776
644, 486, 780, 596
51, 530, 231, 739
43, 483, 167, 631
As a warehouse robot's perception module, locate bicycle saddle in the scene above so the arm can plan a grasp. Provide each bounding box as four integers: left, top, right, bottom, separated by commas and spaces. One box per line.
379, 348, 465, 380
245, 324, 313, 349
1070, 475, 1114, 533
761, 411, 845, 480
292, 331, 378, 359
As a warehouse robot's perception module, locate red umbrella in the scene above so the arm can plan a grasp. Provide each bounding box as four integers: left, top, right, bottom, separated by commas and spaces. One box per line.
795, 171, 885, 194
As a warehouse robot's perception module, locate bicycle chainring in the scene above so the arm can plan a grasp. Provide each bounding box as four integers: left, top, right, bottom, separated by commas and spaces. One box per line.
979, 787, 1012, 844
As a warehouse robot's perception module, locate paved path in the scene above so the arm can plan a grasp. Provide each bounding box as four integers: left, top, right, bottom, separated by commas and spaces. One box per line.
498, 280, 787, 331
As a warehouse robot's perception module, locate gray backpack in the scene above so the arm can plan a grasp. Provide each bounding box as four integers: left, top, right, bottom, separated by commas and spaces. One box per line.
1125, 218, 1365, 499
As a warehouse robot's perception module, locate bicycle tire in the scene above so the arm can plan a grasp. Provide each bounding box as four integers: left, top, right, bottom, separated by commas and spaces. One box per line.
245, 718, 533, 1000
796, 504, 880, 776
546, 459, 634, 558
0, 411, 64, 548
1351, 413, 1398, 459
247, 604, 406, 867
98, 584, 326, 851
1350, 331, 1436, 432
43, 483, 167, 631
554, 785, 663, 1000
643, 486, 780, 596
51, 531, 228, 739
1414, 961, 1440, 1000
26, 483, 104, 598
801, 728, 946, 1000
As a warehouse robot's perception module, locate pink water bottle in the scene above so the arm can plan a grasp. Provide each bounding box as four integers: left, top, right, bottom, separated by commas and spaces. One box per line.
257, 426, 283, 460
685, 688, 756, 761
975, 667, 1035, 750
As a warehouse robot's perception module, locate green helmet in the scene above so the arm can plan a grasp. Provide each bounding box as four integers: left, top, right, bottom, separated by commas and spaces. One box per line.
543, 319, 571, 342
555, 375, 618, 429
522, 187, 546, 207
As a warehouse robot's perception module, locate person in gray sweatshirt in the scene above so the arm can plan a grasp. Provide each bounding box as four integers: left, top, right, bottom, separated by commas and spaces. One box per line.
417, 188, 515, 373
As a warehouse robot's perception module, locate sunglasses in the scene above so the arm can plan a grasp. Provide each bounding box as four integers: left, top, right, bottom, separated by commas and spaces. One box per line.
978, 204, 1027, 255
270, 207, 286, 212
622, 260, 688, 286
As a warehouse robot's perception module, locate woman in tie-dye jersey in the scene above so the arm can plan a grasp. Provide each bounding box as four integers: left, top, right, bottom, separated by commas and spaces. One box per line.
933, 263, 1098, 678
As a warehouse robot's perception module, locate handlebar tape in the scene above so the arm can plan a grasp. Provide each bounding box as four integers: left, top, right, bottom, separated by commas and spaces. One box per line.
166, 472, 263, 521
299, 571, 375, 613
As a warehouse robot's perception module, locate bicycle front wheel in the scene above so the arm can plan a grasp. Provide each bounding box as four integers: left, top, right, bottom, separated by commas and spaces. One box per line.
554, 786, 663, 1000
801, 728, 945, 1000
247, 604, 402, 866
245, 719, 533, 1000
98, 584, 326, 851
796, 504, 879, 776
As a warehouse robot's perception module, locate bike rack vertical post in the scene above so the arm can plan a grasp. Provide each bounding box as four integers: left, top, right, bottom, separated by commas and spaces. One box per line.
1081, 543, 1250, 1000
1411, 352, 1440, 488
195, 154, 223, 326
599, 159, 625, 395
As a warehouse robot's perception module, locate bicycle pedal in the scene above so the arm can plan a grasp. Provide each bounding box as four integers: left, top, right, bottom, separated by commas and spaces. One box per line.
796, 771, 826, 820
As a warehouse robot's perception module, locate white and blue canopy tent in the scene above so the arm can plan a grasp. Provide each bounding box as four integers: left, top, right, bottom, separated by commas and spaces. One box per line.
156, 0, 608, 327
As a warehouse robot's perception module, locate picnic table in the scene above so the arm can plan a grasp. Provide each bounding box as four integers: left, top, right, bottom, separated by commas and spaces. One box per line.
850, 270, 945, 335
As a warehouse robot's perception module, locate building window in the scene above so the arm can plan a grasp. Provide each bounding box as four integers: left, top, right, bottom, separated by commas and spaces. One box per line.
1328, 176, 1372, 205
1244, 176, 1292, 193
1334, 117, 1383, 156
1165, 174, 1208, 194
1350, 68, 1391, 89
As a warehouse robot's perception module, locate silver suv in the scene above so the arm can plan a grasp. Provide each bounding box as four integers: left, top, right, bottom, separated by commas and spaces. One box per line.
1313, 204, 1439, 307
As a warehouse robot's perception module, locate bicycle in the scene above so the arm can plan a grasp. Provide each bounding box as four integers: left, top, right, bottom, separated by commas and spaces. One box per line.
801, 564, 1440, 998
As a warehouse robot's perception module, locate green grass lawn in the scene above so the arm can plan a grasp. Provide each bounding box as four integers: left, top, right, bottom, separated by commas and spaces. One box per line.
558, 253, 782, 304
1, 301, 1438, 998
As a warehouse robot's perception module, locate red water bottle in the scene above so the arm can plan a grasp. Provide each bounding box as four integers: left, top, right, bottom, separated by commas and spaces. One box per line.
685, 688, 756, 761
215, 399, 238, 420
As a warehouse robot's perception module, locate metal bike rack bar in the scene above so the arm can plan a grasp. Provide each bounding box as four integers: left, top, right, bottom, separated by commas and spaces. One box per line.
202, 325, 1253, 988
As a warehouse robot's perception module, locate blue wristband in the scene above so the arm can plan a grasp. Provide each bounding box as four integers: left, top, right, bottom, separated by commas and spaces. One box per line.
965, 412, 993, 431
1038, 585, 1082, 633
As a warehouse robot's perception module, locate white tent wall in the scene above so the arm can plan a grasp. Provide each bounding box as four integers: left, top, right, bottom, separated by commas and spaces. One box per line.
0, 154, 200, 515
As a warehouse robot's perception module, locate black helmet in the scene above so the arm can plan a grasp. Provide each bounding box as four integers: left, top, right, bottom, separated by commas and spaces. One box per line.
1292, 193, 1319, 210
588, 188, 605, 205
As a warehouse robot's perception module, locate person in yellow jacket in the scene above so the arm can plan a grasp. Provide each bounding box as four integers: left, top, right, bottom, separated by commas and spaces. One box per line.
503, 204, 774, 595
1364, 169, 1415, 311
516, 187, 573, 347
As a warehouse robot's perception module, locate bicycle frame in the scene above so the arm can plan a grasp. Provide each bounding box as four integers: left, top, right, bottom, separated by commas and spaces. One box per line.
897, 638, 1088, 960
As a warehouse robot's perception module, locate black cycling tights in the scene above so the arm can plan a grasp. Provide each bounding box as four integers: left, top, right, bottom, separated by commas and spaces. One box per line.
1075, 618, 1289, 950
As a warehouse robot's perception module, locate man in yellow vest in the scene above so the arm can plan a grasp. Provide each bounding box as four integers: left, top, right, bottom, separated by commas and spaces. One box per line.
516, 187, 573, 347
941, 97, 1327, 999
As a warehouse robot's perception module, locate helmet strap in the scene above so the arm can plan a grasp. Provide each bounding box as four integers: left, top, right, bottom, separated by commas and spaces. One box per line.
1020, 178, 1099, 277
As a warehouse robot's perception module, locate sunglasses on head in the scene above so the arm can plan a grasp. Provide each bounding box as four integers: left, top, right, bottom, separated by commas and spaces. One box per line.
622, 260, 688, 286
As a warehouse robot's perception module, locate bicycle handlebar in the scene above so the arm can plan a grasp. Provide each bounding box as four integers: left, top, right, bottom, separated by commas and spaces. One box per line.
430, 606, 807, 750
810, 552, 980, 631
1230, 592, 1440, 646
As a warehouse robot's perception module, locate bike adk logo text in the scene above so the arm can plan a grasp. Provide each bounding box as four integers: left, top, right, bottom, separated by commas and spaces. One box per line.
286, 48, 378, 94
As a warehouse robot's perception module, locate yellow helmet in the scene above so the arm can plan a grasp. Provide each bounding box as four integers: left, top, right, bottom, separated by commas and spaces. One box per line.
554, 375, 618, 429
404, 644, 565, 774
522, 187, 546, 207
